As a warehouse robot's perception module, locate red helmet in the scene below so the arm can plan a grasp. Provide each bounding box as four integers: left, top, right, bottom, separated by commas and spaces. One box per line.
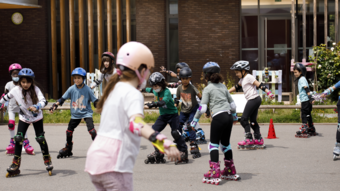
9, 63, 22, 74
102, 52, 115, 61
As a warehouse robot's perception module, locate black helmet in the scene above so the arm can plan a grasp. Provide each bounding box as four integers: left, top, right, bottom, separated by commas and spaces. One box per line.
179, 67, 192, 78
149, 72, 165, 86
176, 62, 189, 70
230, 60, 250, 71
203, 62, 220, 74
293, 63, 306, 76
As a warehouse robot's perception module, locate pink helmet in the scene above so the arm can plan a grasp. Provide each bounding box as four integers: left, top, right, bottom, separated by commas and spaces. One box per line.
116, 42, 154, 84
102, 52, 115, 61
9, 63, 23, 74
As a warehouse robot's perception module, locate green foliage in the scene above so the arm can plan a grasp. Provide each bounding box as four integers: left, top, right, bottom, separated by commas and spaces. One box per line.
309, 43, 340, 100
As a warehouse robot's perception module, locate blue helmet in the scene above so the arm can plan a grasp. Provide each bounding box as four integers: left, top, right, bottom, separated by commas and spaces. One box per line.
71, 67, 87, 78
203, 62, 220, 74
18, 68, 35, 79
176, 62, 189, 70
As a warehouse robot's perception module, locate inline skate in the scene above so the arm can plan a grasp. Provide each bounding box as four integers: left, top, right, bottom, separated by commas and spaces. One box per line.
221, 159, 240, 181
57, 143, 73, 159
296, 124, 310, 138
6, 157, 20, 178
190, 141, 201, 159
196, 128, 207, 144
237, 132, 255, 150
307, 124, 319, 136
44, 154, 53, 176
254, 133, 266, 149
333, 143, 340, 161
202, 160, 221, 185
175, 150, 189, 165
144, 150, 166, 164
23, 139, 35, 155
6, 138, 15, 155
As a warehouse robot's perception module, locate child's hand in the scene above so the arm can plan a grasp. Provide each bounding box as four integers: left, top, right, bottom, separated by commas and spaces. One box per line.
144, 105, 149, 109
160, 66, 167, 73
90, 86, 95, 89
320, 93, 326, 98
164, 146, 180, 162
311, 100, 315, 104
29, 106, 37, 112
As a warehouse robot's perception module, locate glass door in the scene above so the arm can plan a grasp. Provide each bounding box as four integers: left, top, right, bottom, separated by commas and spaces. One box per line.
260, 16, 292, 92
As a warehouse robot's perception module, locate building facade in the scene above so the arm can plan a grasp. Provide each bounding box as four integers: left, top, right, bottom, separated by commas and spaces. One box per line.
0, 0, 339, 98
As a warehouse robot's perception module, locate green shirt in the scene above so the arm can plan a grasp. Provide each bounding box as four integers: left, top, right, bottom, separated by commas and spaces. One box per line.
146, 87, 178, 115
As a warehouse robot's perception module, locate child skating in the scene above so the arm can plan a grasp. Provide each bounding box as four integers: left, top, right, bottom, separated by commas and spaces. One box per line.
49, 67, 98, 159
91, 51, 116, 89
176, 67, 205, 159
190, 62, 239, 185
85, 42, 180, 191
229, 60, 274, 150
144, 72, 189, 164
0, 68, 52, 177
320, 81, 340, 160
161, 62, 207, 144
293, 63, 316, 138
2, 63, 34, 155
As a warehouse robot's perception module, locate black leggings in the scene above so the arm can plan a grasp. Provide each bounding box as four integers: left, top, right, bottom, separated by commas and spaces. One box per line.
15, 119, 49, 158
240, 96, 262, 134
210, 112, 233, 162
66, 118, 96, 144
301, 101, 313, 126
336, 100, 340, 143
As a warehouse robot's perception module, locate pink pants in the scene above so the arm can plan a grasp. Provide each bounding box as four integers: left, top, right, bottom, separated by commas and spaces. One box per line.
89, 172, 133, 191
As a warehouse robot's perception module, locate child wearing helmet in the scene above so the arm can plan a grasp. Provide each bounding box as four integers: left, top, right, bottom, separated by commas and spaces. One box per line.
0, 68, 52, 177
90, 52, 116, 89
144, 72, 189, 164
190, 62, 239, 185
2, 63, 34, 155
160, 62, 189, 79
176, 67, 206, 159
321, 81, 340, 160
85, 42, 180, 191
293, 63, 316, 138
229, 60, 274, 150
49, 67, 99, 159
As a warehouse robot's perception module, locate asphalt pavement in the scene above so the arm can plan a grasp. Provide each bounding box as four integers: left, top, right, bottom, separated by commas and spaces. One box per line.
0, 123, 339, 191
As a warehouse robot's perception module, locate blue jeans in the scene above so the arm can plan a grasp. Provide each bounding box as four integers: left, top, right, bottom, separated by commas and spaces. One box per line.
152, 113, 187, 152
179, 104, 199, 141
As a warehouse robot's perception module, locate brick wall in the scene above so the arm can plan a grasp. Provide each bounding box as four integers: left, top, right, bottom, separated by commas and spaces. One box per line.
0, 0, 49, 95
136, 0, 166, 72
178, 0, 240, 84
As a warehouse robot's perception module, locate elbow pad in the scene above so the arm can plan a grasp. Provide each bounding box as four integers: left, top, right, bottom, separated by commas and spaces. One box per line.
58, 98, 66, 106
259, 82, 268, 92
230, 102, 236, 113
235, 84, 242, 92
303, 86, 311, 94
198, 104, 207, 114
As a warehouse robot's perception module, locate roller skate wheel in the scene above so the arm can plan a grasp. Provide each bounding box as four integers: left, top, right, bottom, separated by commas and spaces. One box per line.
6, 172, 9, 178
150, 161, 154, 164
156, 160, 160, 164
162, 159, 166, 163
175, 161, 178, 165
48, 171, 52, 176
333, 155, 337, 161
192, 155, 196, 159
144, 159, 149, 164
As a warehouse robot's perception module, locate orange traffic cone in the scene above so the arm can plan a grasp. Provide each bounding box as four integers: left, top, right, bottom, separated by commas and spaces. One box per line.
266, 119, 278, 139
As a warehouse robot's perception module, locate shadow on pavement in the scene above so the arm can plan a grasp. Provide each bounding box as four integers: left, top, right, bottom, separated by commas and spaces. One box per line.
23, 169, 77, 177
140, 145, 147, 150
237, 172, 256, 181
265, 144, 288, 149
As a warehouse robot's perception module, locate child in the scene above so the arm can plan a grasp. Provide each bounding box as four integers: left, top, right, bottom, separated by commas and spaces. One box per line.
293, 63, 316, 138
2, 63, 34, 155
91, 52, 116, 89
0, 68, 52, 177
321, 82, 340, 160
176, 67, 205, 159
144, 72, 189, 164
229, 60, 274, 149
190, 62, 239, 185
85, 42, 180, 191
49, 67, 98, 159
161, 62, 207, 144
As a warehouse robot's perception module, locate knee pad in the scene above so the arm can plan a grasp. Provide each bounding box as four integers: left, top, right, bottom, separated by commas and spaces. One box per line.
36, 132, 46, 144
208, 142, 219, 153
221, 144, 232, 153
171, 130, 181, 141
89, 129, 97, 140
14, 132, 24, 143
8, 120, 15, 130
66, 130, 73, 137
240, 117, 248, 127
